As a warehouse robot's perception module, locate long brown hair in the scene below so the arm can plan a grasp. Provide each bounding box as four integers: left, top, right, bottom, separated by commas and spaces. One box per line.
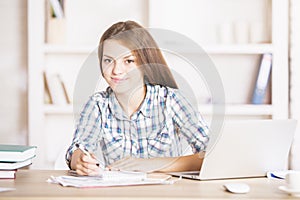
98, 20, 178, 89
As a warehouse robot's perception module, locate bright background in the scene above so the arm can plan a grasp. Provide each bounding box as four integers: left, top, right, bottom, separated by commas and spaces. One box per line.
0, 0, 299, 169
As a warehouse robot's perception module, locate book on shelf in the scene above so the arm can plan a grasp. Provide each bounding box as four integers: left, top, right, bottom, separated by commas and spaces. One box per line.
44, 71, 70, 105
0, 158, 33, 170
43, 72, 53, 104
0, 170, 16, 179
49, 0, 64, 19
0, 144, 37, 163
58, 75, 72, 104
251, 53, 272, 104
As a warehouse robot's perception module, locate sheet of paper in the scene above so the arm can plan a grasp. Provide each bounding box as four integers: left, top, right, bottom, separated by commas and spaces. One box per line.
47, 171, 176, 188
68, 170, 147, 181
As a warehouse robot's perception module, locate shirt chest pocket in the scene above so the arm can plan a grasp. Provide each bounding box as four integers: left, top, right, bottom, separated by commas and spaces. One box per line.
146, 123, 174, 157
101, 126, 124, 159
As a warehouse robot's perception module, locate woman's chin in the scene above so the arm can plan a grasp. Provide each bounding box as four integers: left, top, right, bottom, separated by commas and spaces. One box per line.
111, 84, 130, 94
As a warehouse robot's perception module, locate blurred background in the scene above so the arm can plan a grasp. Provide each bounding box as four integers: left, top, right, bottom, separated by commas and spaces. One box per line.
0, 0, 299, 169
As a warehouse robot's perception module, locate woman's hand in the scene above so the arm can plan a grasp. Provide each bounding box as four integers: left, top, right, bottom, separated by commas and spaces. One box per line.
70, 149, 102, 176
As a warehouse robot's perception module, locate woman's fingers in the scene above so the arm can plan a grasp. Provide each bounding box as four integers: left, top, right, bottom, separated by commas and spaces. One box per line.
76, 154, 100, 175
76, 163, 100, 176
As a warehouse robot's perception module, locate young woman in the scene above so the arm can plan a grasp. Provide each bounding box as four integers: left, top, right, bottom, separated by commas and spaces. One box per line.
66, 21, 209, 176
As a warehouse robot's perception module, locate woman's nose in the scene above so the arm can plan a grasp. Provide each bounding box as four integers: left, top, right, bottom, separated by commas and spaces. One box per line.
112, 61, 125, 75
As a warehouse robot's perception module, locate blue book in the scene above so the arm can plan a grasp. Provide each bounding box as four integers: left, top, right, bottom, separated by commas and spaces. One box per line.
252, 53, 272, 104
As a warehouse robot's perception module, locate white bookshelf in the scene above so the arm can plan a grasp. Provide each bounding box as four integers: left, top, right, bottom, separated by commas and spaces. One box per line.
43, 105, 73, 115
28, 0, 289, 169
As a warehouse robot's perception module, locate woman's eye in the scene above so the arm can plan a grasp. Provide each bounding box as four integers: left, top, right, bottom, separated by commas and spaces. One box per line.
103, 58, 112, 63
125, 59, 135, 64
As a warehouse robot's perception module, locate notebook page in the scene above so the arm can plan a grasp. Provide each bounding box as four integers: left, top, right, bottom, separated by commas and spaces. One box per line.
68, 170, 147, 181
48, 171, 175, 188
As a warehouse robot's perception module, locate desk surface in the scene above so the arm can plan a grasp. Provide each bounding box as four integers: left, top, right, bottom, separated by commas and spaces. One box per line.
0, 170, 297, 200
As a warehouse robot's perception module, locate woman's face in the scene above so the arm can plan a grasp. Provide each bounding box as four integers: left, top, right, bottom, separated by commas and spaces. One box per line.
101, 39, 144, 94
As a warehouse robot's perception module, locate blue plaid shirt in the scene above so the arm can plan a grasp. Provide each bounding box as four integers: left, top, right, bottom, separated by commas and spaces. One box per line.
66, 84, 209, 167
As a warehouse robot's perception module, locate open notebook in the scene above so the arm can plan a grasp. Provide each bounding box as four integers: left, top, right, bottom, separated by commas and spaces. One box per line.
47, 170, 177, 188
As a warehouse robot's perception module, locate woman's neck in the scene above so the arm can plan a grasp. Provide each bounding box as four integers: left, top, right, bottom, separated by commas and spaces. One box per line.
115, 85, 146, 118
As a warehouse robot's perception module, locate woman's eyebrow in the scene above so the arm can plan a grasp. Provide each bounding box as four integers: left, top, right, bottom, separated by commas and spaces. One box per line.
123, 54, 135, 59
103, 54, 134, 59
103, 55, 114, 59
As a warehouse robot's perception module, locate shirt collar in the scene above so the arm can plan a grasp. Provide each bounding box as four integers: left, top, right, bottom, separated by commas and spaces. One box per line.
138, 84, 152, 118
107, 84, 153, 120
107, 87, 128, 120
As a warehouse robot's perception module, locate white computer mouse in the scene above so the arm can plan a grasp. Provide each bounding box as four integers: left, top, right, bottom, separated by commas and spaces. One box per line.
223, 183, 250, 194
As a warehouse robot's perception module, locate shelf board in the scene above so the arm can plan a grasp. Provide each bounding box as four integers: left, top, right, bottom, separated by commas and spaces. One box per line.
43, 44, 97, 54
44, 105, 73, 114
226, 104, 273, 115
198, 104, 273, 115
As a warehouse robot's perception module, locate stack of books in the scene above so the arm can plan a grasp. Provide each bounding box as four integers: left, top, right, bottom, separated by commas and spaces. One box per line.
0, 144, 37, 179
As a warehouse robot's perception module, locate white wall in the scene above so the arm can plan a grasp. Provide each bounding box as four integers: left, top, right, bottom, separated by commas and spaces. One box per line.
289, 0, 300, 170
0, 0, 27, 144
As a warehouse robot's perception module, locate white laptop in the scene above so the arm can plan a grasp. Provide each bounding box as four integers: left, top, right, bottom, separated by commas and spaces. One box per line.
170, 119, 297, 180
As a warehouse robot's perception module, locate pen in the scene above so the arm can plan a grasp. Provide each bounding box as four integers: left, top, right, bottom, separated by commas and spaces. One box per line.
75, 143, 105, 169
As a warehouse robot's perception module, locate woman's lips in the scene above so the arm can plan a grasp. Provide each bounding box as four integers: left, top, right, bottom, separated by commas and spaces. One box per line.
111, 77, 127, 84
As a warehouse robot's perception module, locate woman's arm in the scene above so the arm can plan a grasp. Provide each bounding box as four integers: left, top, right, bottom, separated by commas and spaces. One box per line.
109, 152, 205, 173
157, 152, 205, 172
65, 93, 104, 172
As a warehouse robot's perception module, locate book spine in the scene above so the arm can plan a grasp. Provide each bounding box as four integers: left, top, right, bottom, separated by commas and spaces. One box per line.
44, 71, 68, 105
43, 72, 53, 104
252, 53, 272, 104
49, 0, 64, 19
57, 75, 72, 104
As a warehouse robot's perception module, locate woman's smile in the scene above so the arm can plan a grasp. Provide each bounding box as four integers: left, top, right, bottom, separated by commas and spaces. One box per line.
111, 76, 128, 84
